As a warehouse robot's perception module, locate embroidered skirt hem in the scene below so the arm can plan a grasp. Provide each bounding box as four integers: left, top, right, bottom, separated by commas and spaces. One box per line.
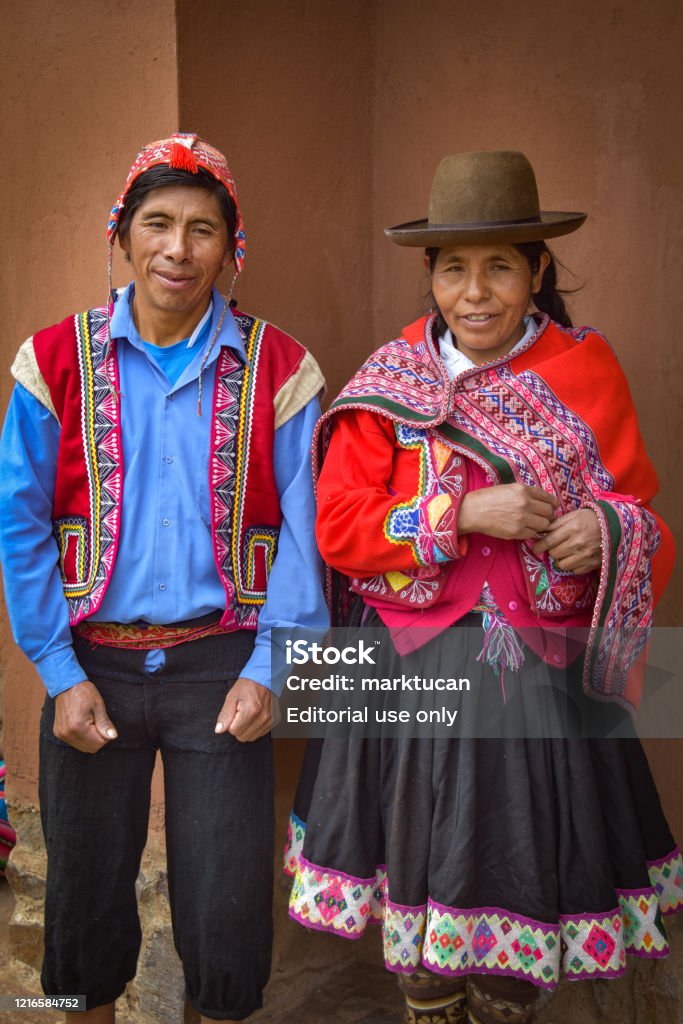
286, 823, 682, 989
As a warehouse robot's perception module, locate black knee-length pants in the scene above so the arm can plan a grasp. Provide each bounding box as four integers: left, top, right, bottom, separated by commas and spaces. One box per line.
39, 629, 274, 1021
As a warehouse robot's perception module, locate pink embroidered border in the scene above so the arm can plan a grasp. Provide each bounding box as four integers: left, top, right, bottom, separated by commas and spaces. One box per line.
285, 814, 682, 989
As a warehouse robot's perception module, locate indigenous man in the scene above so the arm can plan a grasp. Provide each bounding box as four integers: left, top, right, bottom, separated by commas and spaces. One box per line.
0, 133, 327, 1023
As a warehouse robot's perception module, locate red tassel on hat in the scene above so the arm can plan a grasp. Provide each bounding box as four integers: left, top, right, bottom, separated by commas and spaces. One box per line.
170, 136, 199, 173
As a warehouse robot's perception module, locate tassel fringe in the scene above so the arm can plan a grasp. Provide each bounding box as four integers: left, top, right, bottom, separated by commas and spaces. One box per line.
170, 139, 199, 173
475, 585, 525, 701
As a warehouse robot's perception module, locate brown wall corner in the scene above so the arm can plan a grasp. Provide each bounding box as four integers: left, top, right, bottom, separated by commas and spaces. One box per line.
175, 0, 377, 402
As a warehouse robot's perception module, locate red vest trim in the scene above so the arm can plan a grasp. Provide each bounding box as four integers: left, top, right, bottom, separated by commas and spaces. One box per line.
211, 313, 283, 629
34, 307, 123, 624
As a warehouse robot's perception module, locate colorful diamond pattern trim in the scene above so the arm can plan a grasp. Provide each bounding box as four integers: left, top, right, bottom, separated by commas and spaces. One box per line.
289, 853, 386, 938
383, 902, 426, 969
616, 889, 669, 953
283, 812, 306, 878
648, 846, 683, 914
422, 907, 558, 984
286, 817, 681, 989
560, 911, 625, 977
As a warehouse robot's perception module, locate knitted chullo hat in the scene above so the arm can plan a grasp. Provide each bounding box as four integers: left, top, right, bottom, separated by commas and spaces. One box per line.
107, 131, 246, 270
104, 133, 245, 414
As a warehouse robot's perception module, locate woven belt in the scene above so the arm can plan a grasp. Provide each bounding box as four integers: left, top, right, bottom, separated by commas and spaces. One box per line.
73, 614, 227, 650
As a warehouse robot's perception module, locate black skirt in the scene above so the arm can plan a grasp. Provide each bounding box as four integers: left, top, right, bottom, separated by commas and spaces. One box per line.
285, 613, 682, 991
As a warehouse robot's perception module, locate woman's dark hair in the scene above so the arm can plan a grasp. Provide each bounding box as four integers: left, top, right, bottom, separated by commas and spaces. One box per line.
425, 240, 575, 332
514, 241, 573, 327
116, 165, 237, 245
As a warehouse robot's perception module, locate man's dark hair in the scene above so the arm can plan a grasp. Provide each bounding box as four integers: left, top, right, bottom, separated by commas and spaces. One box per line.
116, 165, 237, 246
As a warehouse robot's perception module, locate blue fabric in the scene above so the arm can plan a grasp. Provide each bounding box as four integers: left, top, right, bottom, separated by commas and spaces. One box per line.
0, 284, 328, 696
139, 299, 214, 386
142, 338, 204, 387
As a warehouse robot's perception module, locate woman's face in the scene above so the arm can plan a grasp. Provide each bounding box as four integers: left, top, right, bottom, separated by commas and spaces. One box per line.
429, 244, 549, 365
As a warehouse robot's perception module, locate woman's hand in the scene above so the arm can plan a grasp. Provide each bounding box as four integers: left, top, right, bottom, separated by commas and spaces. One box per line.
532, 508, 602, 574
457, 483, 559, 540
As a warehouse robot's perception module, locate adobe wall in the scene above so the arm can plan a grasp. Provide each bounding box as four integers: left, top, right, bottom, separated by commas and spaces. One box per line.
0, 0, 178, 1012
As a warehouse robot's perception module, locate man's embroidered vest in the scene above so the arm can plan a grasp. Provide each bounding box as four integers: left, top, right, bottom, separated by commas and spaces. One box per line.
30, 305, 317, 630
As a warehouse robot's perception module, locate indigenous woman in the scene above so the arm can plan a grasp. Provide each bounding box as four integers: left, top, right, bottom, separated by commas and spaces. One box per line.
286, 152, 681, 1024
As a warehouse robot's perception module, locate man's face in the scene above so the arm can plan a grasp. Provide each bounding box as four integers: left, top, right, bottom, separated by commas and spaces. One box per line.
120, 185, 231, 333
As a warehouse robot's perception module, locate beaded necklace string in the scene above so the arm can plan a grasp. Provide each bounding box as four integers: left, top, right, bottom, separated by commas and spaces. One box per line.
195, 269, 238, 416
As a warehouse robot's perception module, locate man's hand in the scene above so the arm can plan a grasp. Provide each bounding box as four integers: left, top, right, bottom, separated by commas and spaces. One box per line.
532, 507, 603, 575
215, 677, 277, 743
458, 483, 560, 540
54, 680, 118, 754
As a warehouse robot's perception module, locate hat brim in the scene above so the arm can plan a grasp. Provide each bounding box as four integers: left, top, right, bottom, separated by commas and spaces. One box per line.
385, 211, 587, 247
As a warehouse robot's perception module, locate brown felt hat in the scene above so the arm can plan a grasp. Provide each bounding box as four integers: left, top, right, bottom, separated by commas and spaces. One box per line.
385, 150, 586, 247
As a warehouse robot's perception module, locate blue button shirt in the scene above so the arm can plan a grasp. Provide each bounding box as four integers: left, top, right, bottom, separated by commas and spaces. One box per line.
0, 285, 328, 696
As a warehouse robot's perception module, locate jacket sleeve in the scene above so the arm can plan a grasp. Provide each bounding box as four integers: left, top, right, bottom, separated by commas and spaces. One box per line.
316, 409, 467, 578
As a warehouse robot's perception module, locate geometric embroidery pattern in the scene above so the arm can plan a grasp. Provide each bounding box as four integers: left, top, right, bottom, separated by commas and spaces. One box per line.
330, 337, 447, 423
283, 811, 306, 878
289, 852, 386, 938
55, 517, 89, 584
560, 911, 625, 979
285, 816, 681, 990
422, 905, 560, 987
353, 422, 466, 608
383, 900, 426, 971
445, 364, 658, 704
58, 307, 123, 623
211, 314, 279, 628
211, 342, 250, 624
384, 424, 464, 571
229, 314, 278, 605
648, 846, 683, 915
616, 890, 668, 956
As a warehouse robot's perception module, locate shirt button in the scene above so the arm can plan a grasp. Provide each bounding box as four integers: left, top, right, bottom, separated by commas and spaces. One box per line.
162, 518, 170, 527
159, 583, 168, 591
167, 393, 175, 401
164, 455, 174, 464
482, 545, 492, 557
508, 601, 518, 611
552, 654, 562, 664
